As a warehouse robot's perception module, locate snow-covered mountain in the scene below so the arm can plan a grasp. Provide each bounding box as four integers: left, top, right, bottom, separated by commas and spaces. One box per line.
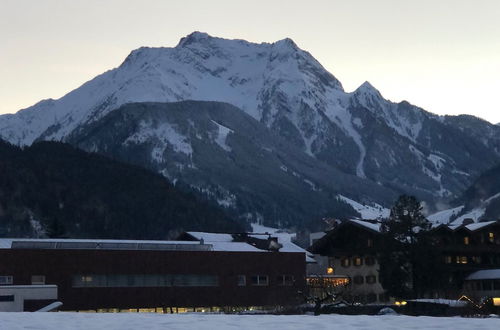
1, 32, 500, 226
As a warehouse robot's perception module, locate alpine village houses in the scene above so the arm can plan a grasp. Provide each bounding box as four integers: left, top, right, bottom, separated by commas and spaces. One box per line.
1, 219, 500, 312
309, 219, 500, 306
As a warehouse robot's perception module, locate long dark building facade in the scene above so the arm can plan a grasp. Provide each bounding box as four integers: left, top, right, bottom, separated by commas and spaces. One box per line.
0, 238, 306, 311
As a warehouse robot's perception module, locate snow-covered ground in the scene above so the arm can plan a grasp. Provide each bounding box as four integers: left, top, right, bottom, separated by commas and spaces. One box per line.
1, 313, 499, 330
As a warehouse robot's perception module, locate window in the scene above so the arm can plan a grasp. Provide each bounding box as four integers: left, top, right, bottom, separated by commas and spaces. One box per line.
366, 275, 377, 284
0, 276, 13, 285
444, 256, 452, 264
340, 258, 350, 267
251, 275, 269, 286
353, 257, 363, 266
353, 275, 364, 285
31, 275, 46, 285
277, 275, 294, 286
237, 275, 246, 286
72, 274, 219, 288
471, 256, 482, 264
365, 257, 375, 266
482, 280, 493, 291
456, 256, 468, 264
0, 295, 14, 302
367, 239, 373, 248
489, 232, 495, 243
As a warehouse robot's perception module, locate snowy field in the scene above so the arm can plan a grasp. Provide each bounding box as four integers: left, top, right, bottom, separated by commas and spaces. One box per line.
1, 313, 500, 330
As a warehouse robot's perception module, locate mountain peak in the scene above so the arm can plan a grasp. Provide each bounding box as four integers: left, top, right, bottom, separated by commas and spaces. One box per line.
273, 37, 298, 49
177, 31, 213, 47
356, 81, 379, 94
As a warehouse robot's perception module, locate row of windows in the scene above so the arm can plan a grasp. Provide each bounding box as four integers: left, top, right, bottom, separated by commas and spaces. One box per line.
0, 275, 46, 285
340, 256, 376, 268
73, 274, 295, 288
463, 232, 497, 245
0, 276, 13, 285
444, 255, 500, 265
73, 274, 219, 288
466, 280, 500, 291
352, 275, 378, 285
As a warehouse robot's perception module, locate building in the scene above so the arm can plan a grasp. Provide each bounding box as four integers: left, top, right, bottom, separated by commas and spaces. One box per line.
0, 285, 57, 312
0, 238, 306, 312
309, 219, 500, 302
309, 220, 386, 304
463, 269, 500, 304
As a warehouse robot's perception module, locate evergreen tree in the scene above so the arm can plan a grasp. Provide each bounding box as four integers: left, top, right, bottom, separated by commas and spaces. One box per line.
379, 195, 433, 299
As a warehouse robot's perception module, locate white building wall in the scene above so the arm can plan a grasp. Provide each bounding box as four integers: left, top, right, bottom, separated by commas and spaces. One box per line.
0, 285, 58, 312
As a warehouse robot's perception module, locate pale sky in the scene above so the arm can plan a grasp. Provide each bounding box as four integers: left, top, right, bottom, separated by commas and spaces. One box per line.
1, 0, 499, 123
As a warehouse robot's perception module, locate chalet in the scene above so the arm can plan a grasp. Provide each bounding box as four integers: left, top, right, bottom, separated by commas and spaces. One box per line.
309, 219, 500, 302
309, 220, 387, 304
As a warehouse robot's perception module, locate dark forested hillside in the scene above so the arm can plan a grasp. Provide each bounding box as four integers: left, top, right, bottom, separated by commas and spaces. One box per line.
0, 140, 243, 238
456, 162, 500, 221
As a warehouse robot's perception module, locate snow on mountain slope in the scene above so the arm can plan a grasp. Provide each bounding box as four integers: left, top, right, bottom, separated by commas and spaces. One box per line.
2, 31, 500, 205
338, 195, 390, 220
0, 32, 342, 145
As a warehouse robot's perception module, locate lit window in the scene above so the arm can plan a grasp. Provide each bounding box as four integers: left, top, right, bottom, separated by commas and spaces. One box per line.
353, 257, 363, 266
460, 256, 468, 264
327, 267, 334, 275
0, 276, 13, 285
31, 275, 45, 285
341, 258, 351, 267
237, 275, 246, 286
489, 232, 495, 243
464, 236, 470, 245
251, 275, 269, 286
82, 275, 93, 283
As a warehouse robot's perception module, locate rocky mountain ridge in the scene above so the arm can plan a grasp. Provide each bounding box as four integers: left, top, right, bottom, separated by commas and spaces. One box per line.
1, 32, 499, 226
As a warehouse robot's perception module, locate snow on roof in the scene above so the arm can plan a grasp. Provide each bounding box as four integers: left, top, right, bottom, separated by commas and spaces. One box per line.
466, 269, 500, 280
349, 219, 381, 232
186, 232, 234, 242
449, 208, 486, 226
209, 242, 262, 252
0, 238, 198, 248
427, 206, 464, 225
0, 238, 209, 251
189, 229, 313, 261
465, 221, 497, 231
250, 223, 296, 242
408, 299, 467, 307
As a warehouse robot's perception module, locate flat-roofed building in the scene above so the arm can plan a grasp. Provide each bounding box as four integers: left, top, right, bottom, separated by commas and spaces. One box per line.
0, 238, 305, 311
